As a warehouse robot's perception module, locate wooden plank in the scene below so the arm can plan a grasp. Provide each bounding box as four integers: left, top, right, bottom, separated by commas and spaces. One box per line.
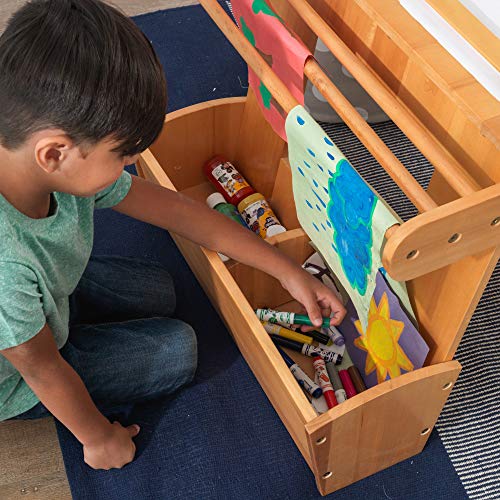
0, 419, 71, 499
425, 0, 500, 72
383, 183, 500, 281
305, 361, 461, 495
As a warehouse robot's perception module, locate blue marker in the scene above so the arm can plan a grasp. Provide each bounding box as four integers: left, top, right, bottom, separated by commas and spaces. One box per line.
276, 346, 322, 399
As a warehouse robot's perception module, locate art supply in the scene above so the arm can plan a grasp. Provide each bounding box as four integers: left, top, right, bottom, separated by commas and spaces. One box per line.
301, 383, 328, 415
255, 308, 331, 329
324, 325, 345, 346
326, 362, 347, 403
338, 369, 357, 399
238, 193, 286, 238
204, 155, 255, 205
313, 357, 338, 408
339, 349, 367, 393
262, 321, 313, 345
276, 346, 322, 398
270, 335, 340, 363
273, 322, 330, 345
206, 192, 247, 227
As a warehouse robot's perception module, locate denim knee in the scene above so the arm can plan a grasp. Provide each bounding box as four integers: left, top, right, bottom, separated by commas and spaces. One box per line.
149, 319, 198, 396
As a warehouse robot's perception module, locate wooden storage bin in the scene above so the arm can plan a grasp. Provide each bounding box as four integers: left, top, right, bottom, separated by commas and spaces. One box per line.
138, 96, 461, 496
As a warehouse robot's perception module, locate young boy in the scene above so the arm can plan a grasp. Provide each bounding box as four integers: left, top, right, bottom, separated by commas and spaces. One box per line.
0, 0, 346, 471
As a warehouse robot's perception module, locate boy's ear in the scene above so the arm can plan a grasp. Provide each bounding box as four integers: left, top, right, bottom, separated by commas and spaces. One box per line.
34, 134, 74, 174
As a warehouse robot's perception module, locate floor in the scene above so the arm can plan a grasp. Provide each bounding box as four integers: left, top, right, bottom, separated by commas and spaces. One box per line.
0, 0, 199, 32
0, 3, 199, 499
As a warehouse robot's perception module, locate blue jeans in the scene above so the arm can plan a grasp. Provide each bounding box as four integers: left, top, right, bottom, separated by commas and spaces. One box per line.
15, 256, 198, 419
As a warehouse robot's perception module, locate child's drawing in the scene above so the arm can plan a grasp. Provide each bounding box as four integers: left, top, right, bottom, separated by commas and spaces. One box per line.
285, 105, 415, 328
232, 0, 311, 140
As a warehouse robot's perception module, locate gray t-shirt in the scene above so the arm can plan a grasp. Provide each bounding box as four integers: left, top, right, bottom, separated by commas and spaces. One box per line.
0, 171, 132, 420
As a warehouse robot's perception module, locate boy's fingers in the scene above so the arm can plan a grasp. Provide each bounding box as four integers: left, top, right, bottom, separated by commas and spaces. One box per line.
302, 295, 323, 328
127, 424, 141, 437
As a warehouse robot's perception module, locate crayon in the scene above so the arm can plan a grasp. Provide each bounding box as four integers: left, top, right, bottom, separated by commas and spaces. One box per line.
262, 321, 313, 345
325, 362, 347, 403
313, 357, 338, 408
255, 308, 331, 329
276, 346, 322, 398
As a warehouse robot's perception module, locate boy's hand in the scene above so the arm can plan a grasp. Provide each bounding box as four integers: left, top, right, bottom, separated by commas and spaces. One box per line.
279, 267, 346, 328
83, 422, 140, 470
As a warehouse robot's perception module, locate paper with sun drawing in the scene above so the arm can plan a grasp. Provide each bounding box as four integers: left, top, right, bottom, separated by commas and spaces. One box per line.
232, 0, 311, 141
285, 105, 415, 329
338, 272, 429, 388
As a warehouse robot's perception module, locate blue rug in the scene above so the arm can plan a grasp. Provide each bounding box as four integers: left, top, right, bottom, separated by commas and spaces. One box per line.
55, 4, 468, 499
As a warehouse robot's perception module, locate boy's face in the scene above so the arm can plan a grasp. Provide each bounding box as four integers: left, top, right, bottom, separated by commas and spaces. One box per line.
32, 132, 139, 197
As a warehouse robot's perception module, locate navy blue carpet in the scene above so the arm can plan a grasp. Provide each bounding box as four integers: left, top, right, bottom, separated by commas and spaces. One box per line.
55, 4, 468, 499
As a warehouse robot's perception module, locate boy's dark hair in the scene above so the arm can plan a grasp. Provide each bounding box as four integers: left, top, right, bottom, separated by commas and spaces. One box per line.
0, 0, 167, 156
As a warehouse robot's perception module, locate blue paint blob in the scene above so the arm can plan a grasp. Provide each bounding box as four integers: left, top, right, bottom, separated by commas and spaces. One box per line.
305, 200, 313, 209
323, 187, 329, 195
328, 170, 334, 177
326, 159, 377, 296
297, 115, 305, 125
327, 152, 335, 161
317, 163, 324, 172
313, 223, 320, 232
298, 167, 305, 177
313, 179, 319, 188
304, 160, 311, 169
316, 205, 321, 212
307, 148, 316, 157
321, 223, 326, 231
380, 267, 387, 276
326, 220, 332, 228
324, 136, 334, 146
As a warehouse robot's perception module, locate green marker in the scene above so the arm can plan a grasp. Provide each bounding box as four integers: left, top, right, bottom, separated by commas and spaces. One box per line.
293, 314, 331, 329
255, 308, 331, 329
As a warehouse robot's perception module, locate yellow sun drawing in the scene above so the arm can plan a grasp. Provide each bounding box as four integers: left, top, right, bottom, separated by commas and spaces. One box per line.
354, 292, 413, 384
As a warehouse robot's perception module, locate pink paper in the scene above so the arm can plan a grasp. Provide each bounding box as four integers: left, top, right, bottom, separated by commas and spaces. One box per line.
232, 0, 311, 140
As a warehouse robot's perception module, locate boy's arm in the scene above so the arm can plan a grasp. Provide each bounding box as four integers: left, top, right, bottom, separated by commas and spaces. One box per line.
1, 323, 139, 470
114, 176, 346, 326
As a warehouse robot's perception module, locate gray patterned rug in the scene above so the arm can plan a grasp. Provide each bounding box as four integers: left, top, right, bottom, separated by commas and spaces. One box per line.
321, 120, 500, 500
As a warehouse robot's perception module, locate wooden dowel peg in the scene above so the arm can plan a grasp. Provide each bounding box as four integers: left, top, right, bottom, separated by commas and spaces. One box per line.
305, 59, 437, 213
286, 0, 482, 197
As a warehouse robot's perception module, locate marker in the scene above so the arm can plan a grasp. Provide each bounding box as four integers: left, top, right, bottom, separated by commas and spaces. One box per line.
324, 325, 345, 346
301, 383, 328, 415
325, 362, 347, 403
270, 335, 342, 363
276, 346, 322, 398
255, 308, 331, 329
339, 348, 366, 393
276, 323, 330, 345
313, 357, 338, 408
262, 321, 313, 345
338, 370, 357, 398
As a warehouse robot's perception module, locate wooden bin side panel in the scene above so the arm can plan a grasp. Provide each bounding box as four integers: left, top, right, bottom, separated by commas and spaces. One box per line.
138, 153, 318, 469
148, 97, 247, 191
305, 361, 461, 496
